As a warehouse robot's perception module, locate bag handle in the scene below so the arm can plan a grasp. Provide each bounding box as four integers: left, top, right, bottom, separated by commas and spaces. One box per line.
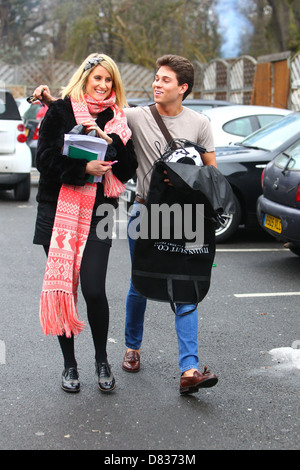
149, 104, 177, 150
167, 278, 199, 316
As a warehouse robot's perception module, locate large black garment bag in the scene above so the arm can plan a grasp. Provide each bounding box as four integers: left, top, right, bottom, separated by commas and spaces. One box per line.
131, 144, 234, 314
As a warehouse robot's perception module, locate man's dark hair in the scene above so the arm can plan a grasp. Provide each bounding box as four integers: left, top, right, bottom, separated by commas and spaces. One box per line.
156, 55, 194, 100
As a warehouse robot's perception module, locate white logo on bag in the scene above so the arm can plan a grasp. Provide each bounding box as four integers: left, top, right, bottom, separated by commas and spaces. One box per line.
154, 241, 209, 254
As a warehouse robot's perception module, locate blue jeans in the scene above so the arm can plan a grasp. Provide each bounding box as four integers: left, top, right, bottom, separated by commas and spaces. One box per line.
125, 202, 199, 374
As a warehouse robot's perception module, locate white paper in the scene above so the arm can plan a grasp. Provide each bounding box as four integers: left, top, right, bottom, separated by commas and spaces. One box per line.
63, 134, 108, 183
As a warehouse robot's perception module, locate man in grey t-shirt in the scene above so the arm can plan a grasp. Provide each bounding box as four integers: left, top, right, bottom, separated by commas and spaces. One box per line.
122, 55, 218, 394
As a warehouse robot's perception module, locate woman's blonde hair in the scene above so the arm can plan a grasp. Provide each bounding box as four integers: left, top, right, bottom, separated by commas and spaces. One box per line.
61, 53, 128, 108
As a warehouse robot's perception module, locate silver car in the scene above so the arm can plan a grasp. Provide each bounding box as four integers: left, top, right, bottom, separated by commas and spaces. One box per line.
257, 138, 300, 256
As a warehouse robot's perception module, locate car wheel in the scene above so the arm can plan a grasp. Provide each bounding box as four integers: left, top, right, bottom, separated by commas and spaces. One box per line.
14, 174, 31, 201
215, 193, 241, 243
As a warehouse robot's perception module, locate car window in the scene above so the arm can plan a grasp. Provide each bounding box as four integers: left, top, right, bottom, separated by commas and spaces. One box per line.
257, 114, 284, 128
223, 117, 253, 137
0, 91, 21, 120
242, 114, 300, 151
275, 139, 300, 170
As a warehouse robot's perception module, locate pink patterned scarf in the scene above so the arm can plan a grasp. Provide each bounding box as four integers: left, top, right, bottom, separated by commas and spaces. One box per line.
73, 91, 132, 145
71, 92, 131, 198
40, 183, 96, 336
39, 92, 132, 337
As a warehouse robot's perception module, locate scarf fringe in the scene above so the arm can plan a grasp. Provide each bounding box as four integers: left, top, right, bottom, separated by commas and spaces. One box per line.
103, 171, 126, 198
40, 290, 85, 338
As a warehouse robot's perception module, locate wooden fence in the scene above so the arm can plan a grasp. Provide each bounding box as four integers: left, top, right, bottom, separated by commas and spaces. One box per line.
1, 51, 300, 110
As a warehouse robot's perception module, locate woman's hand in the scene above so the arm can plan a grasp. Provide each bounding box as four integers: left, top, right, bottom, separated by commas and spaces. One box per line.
32, 85, 54, 106
86, 160, 113, 177
82, 119, 113, 144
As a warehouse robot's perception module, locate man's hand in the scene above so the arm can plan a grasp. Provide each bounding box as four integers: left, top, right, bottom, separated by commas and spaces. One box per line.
163, 170, 173, 186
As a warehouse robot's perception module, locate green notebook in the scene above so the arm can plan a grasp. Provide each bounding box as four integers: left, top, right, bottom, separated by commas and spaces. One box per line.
68, 145, 98, 183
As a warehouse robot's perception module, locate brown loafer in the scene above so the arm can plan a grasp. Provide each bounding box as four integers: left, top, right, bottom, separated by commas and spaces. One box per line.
122, 350, 140, 373
180, 367, 218, 395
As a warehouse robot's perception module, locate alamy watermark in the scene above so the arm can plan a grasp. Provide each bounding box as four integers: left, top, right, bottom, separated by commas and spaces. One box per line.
96, 203, 205, 246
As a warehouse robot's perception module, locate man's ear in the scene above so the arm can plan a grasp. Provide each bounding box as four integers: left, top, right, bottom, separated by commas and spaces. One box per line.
179, 83, 188, 96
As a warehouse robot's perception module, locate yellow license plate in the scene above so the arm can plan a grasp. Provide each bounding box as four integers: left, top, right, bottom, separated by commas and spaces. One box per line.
25, 128, 29, 137
264, 213, 282, 233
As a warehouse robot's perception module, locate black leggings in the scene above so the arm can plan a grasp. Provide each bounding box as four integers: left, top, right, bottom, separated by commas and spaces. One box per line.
44, 240, 111, 368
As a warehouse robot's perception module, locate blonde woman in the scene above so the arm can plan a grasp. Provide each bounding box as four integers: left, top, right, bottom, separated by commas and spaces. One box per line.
33, 53, 137, 393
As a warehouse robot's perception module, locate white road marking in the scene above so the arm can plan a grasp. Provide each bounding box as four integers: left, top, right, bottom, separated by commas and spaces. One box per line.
234, 292, 300, 298
217, 248, 286, 252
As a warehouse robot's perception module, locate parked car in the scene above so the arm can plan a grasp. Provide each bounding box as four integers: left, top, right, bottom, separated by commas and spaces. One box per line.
178, 98, 234, 111
23, 102, 47, 167
25, 118, 40, 167
0, 89, 32, 200
122, 175, 137, 212
257, 141, 300, 256
128, 97, 234, 111
122, 113, 300, 242
214, 112, 300, 241
15, 97, 31, 119
202, 105, 292, 147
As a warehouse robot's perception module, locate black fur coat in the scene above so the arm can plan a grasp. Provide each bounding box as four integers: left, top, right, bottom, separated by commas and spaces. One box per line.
35, 97, 137, 207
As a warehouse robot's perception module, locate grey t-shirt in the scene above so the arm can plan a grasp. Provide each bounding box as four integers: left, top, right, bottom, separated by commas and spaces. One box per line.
125, 105, 215, 198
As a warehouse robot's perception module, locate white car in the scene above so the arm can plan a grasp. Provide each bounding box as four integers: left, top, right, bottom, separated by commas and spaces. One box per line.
0, 89, 32, 200
15, 97, 31, 119
202, 105, 292, 147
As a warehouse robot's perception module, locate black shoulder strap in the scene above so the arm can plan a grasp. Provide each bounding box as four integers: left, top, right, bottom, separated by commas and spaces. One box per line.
149, 103, 177, 150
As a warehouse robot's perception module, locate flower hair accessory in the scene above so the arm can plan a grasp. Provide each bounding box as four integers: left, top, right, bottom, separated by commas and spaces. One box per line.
84, 56, 104, 71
